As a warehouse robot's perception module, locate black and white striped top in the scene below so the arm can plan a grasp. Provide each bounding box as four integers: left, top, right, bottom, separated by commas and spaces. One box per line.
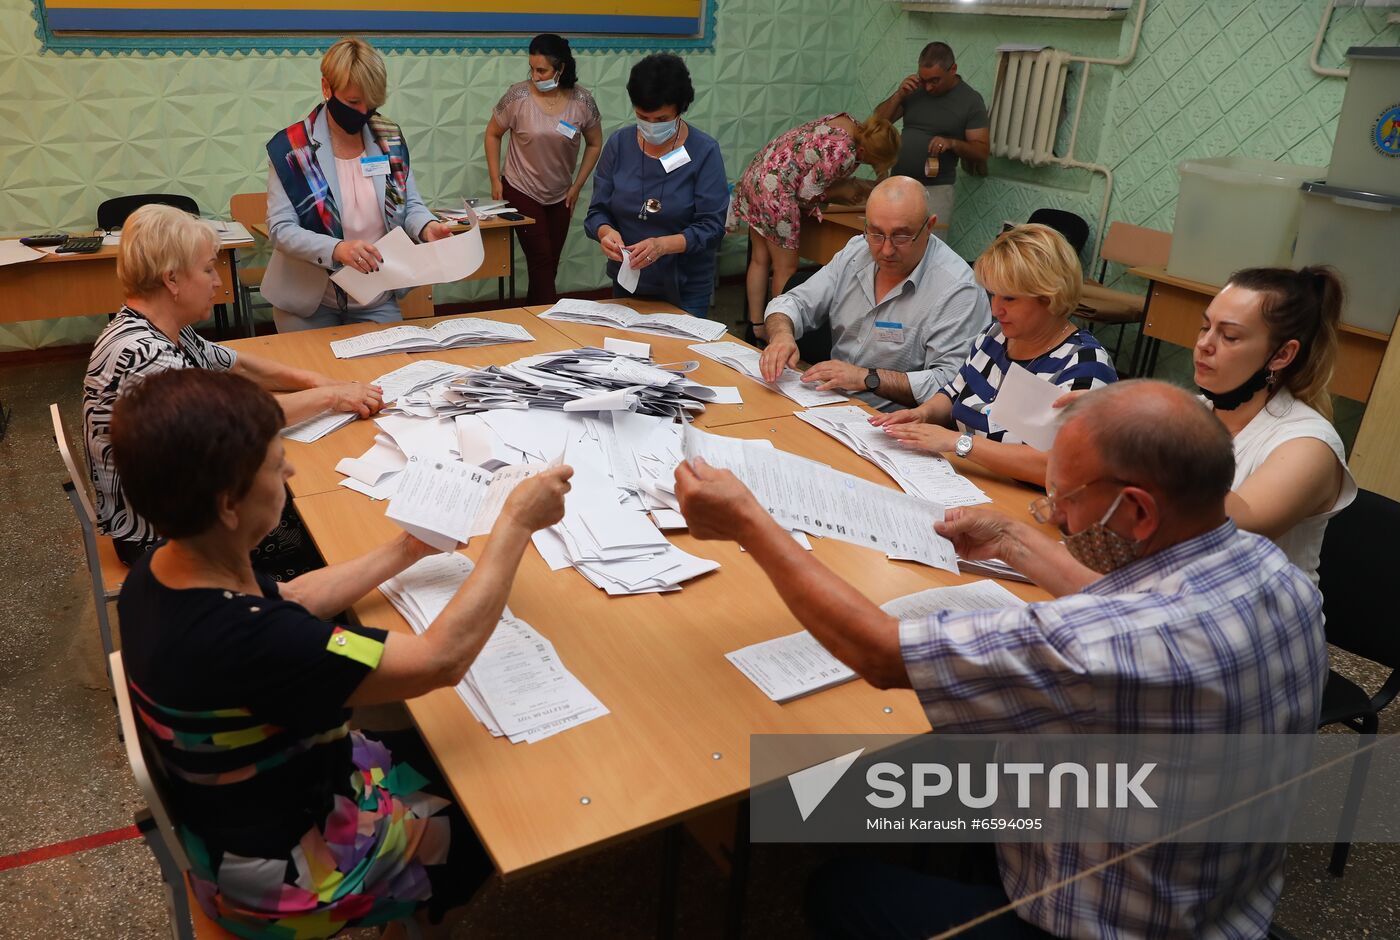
82, 307, 237, 544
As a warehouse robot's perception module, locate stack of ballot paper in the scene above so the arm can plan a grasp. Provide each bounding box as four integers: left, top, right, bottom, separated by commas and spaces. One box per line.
683, 424, 960, 573
689, 341, 846, 408
329, 318, 533, 359
794, 406, 990, 508
282, 359, 469, 444
726, 580, 1027, 702
379, 553, 608, 743
540, 298, 727, 342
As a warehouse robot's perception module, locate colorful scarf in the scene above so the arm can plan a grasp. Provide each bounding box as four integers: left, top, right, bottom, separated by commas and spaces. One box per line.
266, 103, 411, 239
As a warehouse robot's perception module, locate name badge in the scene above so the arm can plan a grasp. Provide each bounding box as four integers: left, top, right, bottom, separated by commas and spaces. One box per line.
873, 320, 905, 344
556, 119, 578, 140
360, 154, 390, 177
659, 146, 691, 174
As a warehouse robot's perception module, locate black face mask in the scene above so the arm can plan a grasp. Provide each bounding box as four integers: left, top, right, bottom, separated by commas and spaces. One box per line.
1198, 366, 1271, 411
326, 94, 373, 135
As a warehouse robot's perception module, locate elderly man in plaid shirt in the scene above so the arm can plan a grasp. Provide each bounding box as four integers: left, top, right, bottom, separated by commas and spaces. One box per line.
675, 379, 1327, 939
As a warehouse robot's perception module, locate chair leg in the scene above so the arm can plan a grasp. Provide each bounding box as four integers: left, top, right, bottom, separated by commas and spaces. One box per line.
136, 809, 195, 940
66, 488, 115, 683
1329, 713, 1379, 877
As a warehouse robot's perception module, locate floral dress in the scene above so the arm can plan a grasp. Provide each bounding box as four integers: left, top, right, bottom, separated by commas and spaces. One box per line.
732, 114, 859, 250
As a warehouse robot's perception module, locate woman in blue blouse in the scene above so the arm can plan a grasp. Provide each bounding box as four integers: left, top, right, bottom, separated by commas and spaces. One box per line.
584, 54, 728, 318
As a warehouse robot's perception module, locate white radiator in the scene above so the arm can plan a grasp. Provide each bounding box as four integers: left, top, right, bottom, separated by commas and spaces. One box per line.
989, 47, 1073, 165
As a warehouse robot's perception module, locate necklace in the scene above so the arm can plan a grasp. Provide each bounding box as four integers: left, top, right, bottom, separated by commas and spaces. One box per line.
532, 88, 565, 114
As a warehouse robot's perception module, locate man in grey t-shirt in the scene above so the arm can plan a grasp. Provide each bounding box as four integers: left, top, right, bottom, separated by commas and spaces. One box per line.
875, 41, 990, 226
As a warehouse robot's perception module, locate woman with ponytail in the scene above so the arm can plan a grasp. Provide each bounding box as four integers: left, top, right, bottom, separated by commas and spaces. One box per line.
1193, 265, 1355, 583
731, 113, 899, 342
484, 33, 603, 304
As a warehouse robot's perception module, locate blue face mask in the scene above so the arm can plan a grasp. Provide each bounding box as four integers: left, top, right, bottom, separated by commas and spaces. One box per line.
533, 76, 559, 93
637, 118, 679, 145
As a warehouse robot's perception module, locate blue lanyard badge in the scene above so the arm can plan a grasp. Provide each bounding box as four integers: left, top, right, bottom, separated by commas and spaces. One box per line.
360, 154, 390, 177
659, 146, 691, 174
556, 119, 578, 139
873, 321, 905, 344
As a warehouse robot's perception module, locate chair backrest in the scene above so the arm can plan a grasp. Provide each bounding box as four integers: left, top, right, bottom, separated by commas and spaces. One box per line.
98, 194, 200, 232
1027, 208, 1090, 255
1099, 221, 1172, 269
51, 403, 97, 525
1318, 488, 1400, 670
228, 192, 268, 228
111, 650, 193, 873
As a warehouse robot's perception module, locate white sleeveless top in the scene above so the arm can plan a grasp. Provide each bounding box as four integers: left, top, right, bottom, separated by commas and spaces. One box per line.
1230, 389, 1356, 584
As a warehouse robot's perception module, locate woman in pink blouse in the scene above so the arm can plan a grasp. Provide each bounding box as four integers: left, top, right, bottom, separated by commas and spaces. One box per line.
484, 34, 604, 305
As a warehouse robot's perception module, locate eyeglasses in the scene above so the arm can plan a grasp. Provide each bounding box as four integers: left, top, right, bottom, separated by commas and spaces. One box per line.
1028, 477, 1129, 524
863, 218, 928, 248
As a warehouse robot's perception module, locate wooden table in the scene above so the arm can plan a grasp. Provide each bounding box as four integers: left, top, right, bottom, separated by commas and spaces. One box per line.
1129, 265, 1390, 402
0, 237, 252, 328
291, 413, 1050, 879
797, 208, 950, 266
523, 299, 820, 430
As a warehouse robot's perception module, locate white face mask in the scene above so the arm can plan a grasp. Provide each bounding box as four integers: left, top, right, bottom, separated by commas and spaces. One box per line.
533, 76, 559, 93
638, 118, 679, 145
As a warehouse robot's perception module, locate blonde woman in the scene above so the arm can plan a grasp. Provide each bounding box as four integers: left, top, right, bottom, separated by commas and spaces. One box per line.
871, 223, 1117, 486
83, 204, 382, 565
263, 37, 450, 331
732, 114, 899, 340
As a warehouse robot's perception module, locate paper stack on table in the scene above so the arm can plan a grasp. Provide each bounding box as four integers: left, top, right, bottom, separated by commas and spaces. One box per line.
379, 553, 608, 743
689, 341, 846, 407
329, 317, 533, 359
726, 580, 1028, 703
682, 423, 959, 573
540, 298, 727, 342
794, 406, 990, 508
282, 359, 469, 444
331, 222, 485, 305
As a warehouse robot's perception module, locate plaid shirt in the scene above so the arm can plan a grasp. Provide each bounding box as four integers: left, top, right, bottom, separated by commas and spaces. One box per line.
900, 522, 1327, 939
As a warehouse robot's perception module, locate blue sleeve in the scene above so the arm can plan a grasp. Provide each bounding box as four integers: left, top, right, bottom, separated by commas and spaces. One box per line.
584, 132, 622, 242
680, 138, 729, 255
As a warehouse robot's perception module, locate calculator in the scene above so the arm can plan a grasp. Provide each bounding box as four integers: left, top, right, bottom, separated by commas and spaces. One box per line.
20, 234, 68, 247
56, 236, 103, 254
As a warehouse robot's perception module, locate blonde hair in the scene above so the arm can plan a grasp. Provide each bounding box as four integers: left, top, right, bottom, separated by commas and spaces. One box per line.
321, 37, 388, 110
117, 204, 218, 298
852, 116, 900, 177
974, 223, 1083, 319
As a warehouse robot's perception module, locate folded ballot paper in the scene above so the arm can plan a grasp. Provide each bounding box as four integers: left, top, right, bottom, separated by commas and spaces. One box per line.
726, 580, 1026, 702
682, 423, 959, 573
386, 458, 545, 551
329, 317, 533, 359
282, 359, 469, 444
540, 298, 727, 342
331, 210, 485, 305
794, 406, 990, 508
379, 553, 608, 743
689, 341, 846, 408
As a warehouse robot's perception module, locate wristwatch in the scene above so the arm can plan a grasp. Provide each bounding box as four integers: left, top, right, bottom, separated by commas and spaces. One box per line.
954, 433, 974, 459
864, 368, 881, 391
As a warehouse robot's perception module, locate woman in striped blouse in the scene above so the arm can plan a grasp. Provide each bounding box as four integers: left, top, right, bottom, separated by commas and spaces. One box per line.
871, 223, 1117, 487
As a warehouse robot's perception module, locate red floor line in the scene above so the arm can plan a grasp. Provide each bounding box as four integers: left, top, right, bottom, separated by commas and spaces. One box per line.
0, 825, 142, 873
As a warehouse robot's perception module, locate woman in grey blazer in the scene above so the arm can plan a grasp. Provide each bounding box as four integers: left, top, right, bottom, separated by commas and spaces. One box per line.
263, 37, 449, 332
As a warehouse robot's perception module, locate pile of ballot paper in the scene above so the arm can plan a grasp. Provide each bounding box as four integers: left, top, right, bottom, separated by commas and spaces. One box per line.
689, 340, 846, 408
380, 553, 608, 742
329, 317, 533, 359
540, 298, 727, 342
283, 359, 470, 444
793, 406, 991, 508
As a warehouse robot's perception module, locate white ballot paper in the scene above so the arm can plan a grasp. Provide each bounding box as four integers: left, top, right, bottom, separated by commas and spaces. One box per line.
604, 336, 651, 358
385, 457, 542, 550
331, 215, 485, 305
986, 364, 1066, 452
329, 317, 533, 359
0, 240, 46, 267
283, 360, 468, 444
616, 249, 641, 294
726, 631, 856, 703
540, 297, 726, 341
681, 424, 958, 573
879, 579, 1028, 620
689, 341, 846, 407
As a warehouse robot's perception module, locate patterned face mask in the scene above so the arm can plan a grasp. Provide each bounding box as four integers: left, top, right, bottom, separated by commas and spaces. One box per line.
1063, 490, 1141, 574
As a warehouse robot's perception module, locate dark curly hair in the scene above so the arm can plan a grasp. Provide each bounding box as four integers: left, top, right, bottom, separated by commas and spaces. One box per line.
626, 53, 694, 114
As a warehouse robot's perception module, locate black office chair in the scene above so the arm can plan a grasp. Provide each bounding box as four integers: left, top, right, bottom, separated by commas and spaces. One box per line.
1315, 488, 1400, 876
96, 193, 232, 337
1027, 208, 1090, 256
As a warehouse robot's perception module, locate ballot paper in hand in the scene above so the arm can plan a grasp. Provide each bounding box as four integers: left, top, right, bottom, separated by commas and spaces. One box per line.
281, 359, 468, 444
385, 457, 542, 550
986, 364, 1066, 451
689, 341, 846, 407
617, 249, 641, 294
331, 214, 485, 305
726, 631, 856, 703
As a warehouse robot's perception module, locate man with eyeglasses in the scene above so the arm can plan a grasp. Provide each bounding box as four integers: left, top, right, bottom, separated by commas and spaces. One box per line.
758, 175, 989, 411
674, 379, 1326, 939
874, 41, 990, 226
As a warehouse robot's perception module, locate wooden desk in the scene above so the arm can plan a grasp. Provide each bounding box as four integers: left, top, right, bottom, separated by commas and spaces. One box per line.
0, 239, 251, 326
1129, 265, 1389, 402
223, 308, 579, 498
797, 209, 951, 266
291, 415, 1050, 879
249, 214, 533, 303
523, 299, 816, 429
